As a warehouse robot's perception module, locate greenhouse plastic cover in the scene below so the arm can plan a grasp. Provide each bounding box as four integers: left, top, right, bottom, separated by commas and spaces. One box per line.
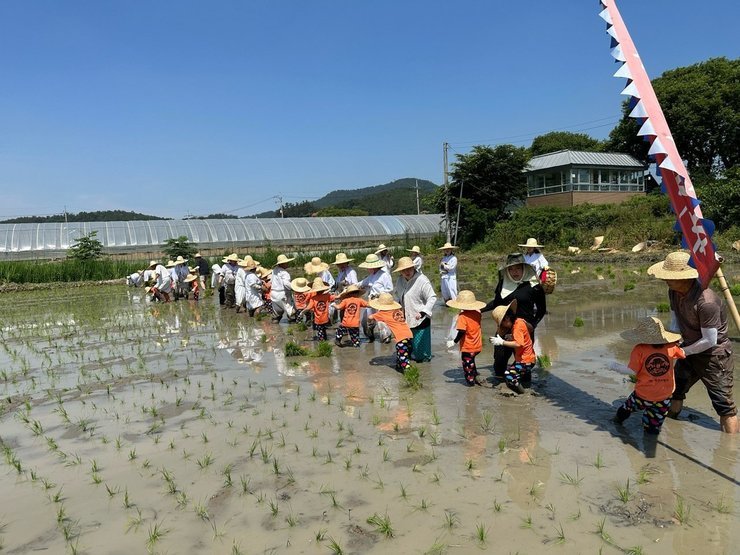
0, 214, 444, 259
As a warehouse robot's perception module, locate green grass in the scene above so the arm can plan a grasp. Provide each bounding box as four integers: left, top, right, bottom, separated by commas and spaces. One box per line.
401, 364, 422, 390
312, 341, 333, 357
655, 302, 671, 312
284, 342, 310, 357
573, 317, 585, 327
0, 259, 144, 284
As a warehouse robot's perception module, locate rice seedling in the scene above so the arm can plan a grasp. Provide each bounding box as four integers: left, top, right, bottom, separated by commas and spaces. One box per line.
326, 536, 344, 554
480, 410, 494, 433
521, 514, 533, 529
126, 509, 144, 533
593, 451, 604, 469
573, 317, 585, 327
194, 502, 209, 521
673, 495, 691, 524
312, 341, 333, 357
367, 512, 394, 538
268, 498, 279, 517
553, 522, 566, 544
123, 488, 133, 509
146, 521, 168, 553
284, 342, 309, 357
616, 479, 632, 503
497, 437, 507, 453
559, 468, 583, 486
625, 546, 645, 555
401, 364, 422, 389
431, 408, 441, 425
569, 507, 582, 521
196, 452, 215, 469
595, 517, 614, 544
710, 495, 731, 514
443, 510, 459, 529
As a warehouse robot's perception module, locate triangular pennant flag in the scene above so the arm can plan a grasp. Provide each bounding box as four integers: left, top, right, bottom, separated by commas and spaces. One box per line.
703, 219, 715, 237
659, 157, 677, 172
647, 137, 667, 155
628, 100, 647, 118
689, 197, 702, 208
637, 118, 656, 136
613, 63, 632, 79
620, 81, 639, 97
607, 26, 618, 40
599, 8, 613, 24
610, 44, 626, 62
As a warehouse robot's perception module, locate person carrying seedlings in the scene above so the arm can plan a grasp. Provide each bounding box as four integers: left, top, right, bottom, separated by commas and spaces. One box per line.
243, 259, 264, 316
446, 290, 486, 386
333, 284, 368, 347
290, 277, 313, 324
299, 277, 335, 341
610, 316, 685, 435
367, 293, 413, 372
490, 300, 535, 394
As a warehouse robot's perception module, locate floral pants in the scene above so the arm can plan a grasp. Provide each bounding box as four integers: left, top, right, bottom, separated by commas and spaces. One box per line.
462, 352, 479, 385
396, 338, 413, 372
505, 362, 534, 387
617, 392, 671, 434
336, 326, 360, 347
313, 323, 327, 341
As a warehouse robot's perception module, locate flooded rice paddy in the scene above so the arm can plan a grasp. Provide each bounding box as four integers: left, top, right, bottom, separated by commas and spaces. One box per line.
0, 263, 737, 554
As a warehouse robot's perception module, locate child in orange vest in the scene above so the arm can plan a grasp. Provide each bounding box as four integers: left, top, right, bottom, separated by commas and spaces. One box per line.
333, 285, 368, 347
446, 290, 486, 386
290, 277, 313, 324
610, 317, 685, 435
367, 293, 413, 372
490, 299, 535, 394
300, 277, 335, 341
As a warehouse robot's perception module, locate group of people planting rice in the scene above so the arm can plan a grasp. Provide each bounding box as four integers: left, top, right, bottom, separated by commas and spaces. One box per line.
128, 240, 736, 435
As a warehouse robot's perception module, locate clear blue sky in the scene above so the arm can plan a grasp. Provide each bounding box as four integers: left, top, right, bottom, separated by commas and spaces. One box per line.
1, 1, 737, 219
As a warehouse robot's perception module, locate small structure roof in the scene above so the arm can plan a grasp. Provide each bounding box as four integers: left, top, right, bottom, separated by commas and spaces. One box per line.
526, 150, 644, 172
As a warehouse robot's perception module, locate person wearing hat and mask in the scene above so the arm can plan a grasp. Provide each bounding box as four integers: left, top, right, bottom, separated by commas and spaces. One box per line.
148, 260, 172, 302
648, 251, 737, 433
482, 253, 546, 379
243, 259, 264, 316
299, 277, 335, 341
367, 293, 414, 372
332, 253, 358, 292
407, 246, 424, 274
394, 256, 437, 362
375, 244, 394, 274
438, 242, 459, 302
447, 290, 486, 386
359, 253, 394, 341
490, 300, 535, 394
270, 254, 296, 323
519, 238, 548, 278
194, 253, 210, 291
219, 253, 240, 309
305, 256, 335, 291
332, 285, 368, 347
610, 317, 686, 435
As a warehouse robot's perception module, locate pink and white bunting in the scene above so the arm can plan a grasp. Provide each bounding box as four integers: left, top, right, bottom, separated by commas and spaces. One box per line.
599, 0, 720, 288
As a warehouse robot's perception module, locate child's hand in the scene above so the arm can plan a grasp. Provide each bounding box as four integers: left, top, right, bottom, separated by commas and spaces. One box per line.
445, 340, 455, 350
489, 335, 505, 346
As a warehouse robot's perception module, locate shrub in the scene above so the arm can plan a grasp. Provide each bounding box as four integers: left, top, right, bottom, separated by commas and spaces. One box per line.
67, 231, 103, 261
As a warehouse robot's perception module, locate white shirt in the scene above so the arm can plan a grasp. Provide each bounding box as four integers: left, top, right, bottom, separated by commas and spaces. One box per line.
271, 267, 291, 294
440, 254, 457, 277
412, 255, 423, 274
360, 270, 393, 298
380, 254, 394, 274
154, 264, 172, 292
524, 252, 548, 276
335, 266, 358, 288
245, 272, 263, 307
320, 269, 335, 290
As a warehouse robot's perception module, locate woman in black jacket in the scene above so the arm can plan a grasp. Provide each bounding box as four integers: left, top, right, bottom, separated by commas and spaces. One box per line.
481, 253, 546, 378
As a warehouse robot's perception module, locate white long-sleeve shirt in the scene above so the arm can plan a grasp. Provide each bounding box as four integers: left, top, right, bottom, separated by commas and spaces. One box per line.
154, 265, 172, 293
320, 269, 335, 290
360, 270, 393, 298
524, 252, 548, 276
394, 273, 437, 327
271, 267, 291, 294
335, 266, 358, 289
440, 254, 457, 277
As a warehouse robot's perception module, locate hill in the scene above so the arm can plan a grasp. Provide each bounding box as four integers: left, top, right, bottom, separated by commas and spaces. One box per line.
1, 210, 167, 224
250, 178, 438, 217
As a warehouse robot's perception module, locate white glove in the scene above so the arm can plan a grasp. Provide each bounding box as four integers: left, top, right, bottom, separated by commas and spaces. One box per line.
446, 340, 455, 350
489, 335, 505, 347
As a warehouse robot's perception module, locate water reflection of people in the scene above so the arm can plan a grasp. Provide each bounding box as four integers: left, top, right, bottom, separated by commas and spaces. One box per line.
482, 253, 546, 379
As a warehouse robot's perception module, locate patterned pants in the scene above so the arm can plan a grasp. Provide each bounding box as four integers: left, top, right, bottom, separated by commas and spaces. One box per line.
313, 323, 327, 341
618, 392, 671, 434
336, 326, 360, 347
396, 338, 413, 372
505, 362, 534, 387
462, 352, 479, 385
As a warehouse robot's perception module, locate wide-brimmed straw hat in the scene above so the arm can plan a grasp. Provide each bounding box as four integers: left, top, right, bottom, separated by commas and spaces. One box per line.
590, 236, 605, 251
393, 256, 416, 273
240, 259, 258, 270
733, 240, 740, 252
332, 252, 354, 265
258, 267, 272, 280
375, 243, 390, 254
518, 238, 544, 249
290, 277, 311, 293
446, 290, 486, 311
358, 253, 386, 269
368, 292, 401, 311
274, 254, 295, 266
183, 273, 198, 283
407, 245, 422, 254
647, 251, 698, 281
147, 260, 159, 268
222, 253, 239, 263
165, 260, 177, 268
437, 242, 458, 251
194, 252, 202, 258
339, 284, 362, 298
174, 255, 188, 265
304, 256, 329, 274
620, 316, 681, 345
491, 299, 518, 330
310, 277, 330, 293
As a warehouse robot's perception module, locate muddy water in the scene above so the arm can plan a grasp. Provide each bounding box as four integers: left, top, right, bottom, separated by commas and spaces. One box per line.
0, 269, 737, 554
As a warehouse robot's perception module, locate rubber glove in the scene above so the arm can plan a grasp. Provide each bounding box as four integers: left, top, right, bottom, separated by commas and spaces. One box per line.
489, 335, 505, 346
446, 340, 455, 350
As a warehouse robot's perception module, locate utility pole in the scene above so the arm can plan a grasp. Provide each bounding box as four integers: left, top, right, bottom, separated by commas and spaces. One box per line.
454, 180, 464, 246
443, 142, 450, 241
275, 196, 284, 218
414, 179, 420, 215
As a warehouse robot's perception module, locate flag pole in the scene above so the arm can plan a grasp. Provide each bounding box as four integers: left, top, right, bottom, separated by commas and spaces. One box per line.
715, 267, 740, 333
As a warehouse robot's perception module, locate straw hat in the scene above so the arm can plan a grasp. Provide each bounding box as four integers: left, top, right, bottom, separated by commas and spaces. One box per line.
174, 255, 188, 265
620, 316, 681, 345
375, 243, 390, 254
222, 253, 239, 263
358, 253, 386, 269
183, 274, 198, 283
407, 245, 422, 254
165, 260, 177, 268
368, 292, 401, 311
290, 277, 311, 293
491, 299, 518, 329
240, 259, 258, 271
518, 238, 544, 249
393, 256, 416, 273
732, 240, 740, 252
631, 242, 646, 253
446, 290, 486, 311
258, 267, 272, 280
332, 252, 354, 265
310, 277, 330, 293
647, 251, 698, 281
194, 252, 202, 258
567, 246, 581, 254
437, 242, 458, 251
274, 253, 295, 266
304, 256, 329, 274
144, 286, 152, 293
590, 236, 604, 251
147, 260, 159, 268
338, 284, 362, 298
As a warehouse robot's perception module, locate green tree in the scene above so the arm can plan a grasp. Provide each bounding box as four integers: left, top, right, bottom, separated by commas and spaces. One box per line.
606, 57, 740, 177
282, 201, 317, 218
530, 131, 604, 156
67, 231, 103, 260
162, 236, 197, 260
695, 167, 740, 232
435, 144, 530, 247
